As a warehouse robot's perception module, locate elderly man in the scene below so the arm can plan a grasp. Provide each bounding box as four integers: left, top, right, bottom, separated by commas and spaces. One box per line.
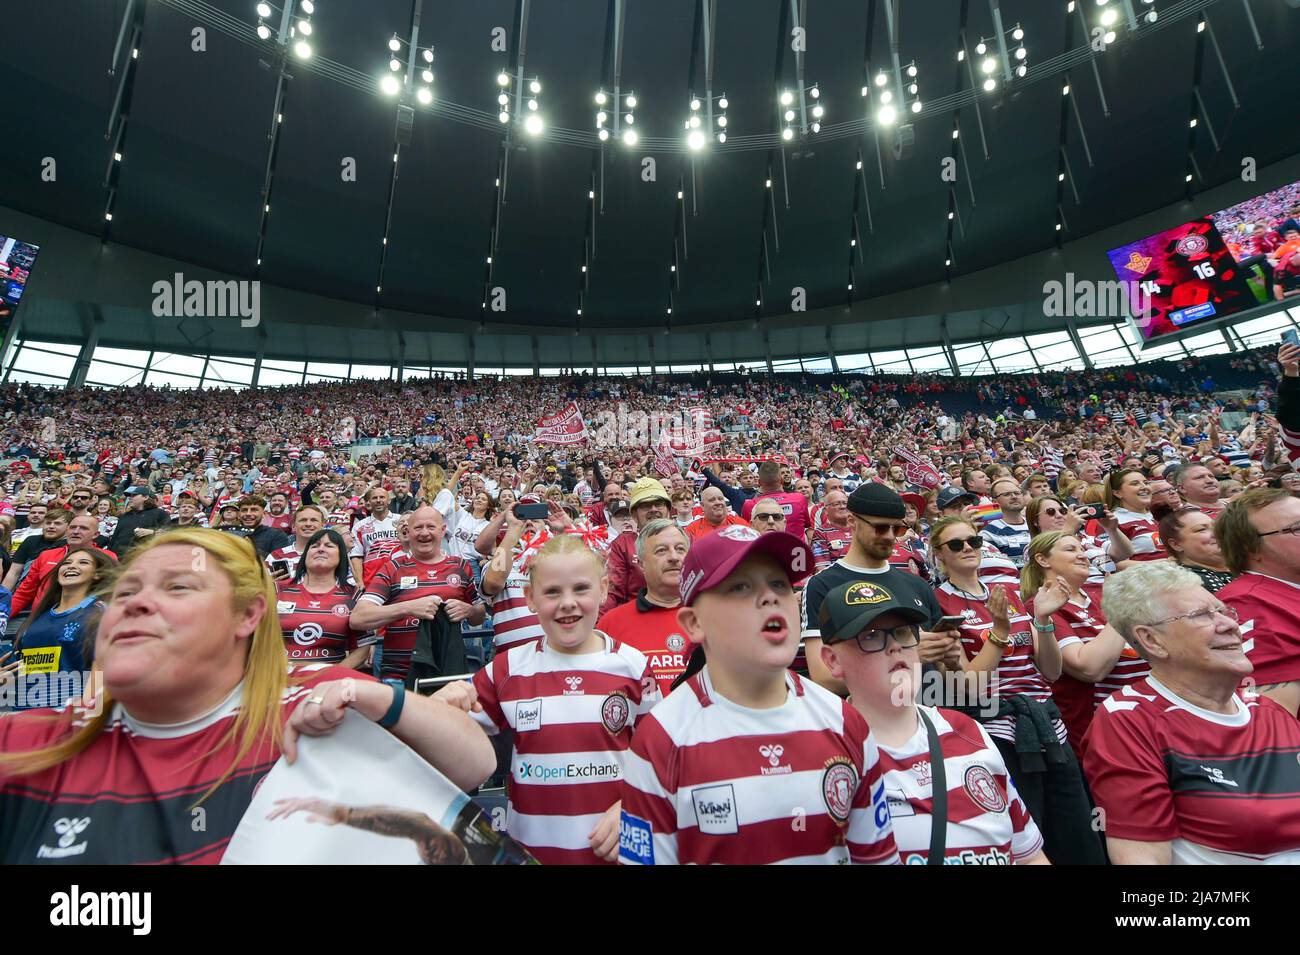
601, 477, 672, 614
1174, 462, 1227, 518
1216, 488, 1300, 716
351, 505, 485, 686
683, 486, 749, 541
1086, 561, 1300, 864
809, 489, 852, 572
597, 519, 691, 695
749, 497, 788, 534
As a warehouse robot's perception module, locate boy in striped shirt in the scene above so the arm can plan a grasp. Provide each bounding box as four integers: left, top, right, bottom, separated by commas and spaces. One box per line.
815, 578, 1046, 865
619, 526, 898, 865
435, 535, 658, 864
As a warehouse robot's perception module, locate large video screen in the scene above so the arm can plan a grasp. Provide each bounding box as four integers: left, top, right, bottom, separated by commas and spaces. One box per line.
0, 235, 40, 329
1107, 180, 1300, 346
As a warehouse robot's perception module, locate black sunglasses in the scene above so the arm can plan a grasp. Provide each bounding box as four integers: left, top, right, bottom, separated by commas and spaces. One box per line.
862, 521, 906, 536
941, 535, 983, 553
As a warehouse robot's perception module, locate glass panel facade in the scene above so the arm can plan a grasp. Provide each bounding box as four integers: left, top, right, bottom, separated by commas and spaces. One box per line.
3, 309, 1290, 394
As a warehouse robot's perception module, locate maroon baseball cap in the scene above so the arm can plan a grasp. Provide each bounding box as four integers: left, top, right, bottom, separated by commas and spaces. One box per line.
900, 492, 927, 514
678, 526, 812, 607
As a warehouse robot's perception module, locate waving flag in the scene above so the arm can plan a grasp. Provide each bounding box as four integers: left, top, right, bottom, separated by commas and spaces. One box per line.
533, 401, 588, 445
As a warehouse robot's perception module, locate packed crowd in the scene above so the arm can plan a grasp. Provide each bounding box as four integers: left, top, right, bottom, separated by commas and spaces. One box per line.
1, 338, 1299, 865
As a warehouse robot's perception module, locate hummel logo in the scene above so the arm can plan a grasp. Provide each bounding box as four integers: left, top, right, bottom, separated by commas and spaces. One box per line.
563, 675, 584, 696
1200, 766, 1238, 788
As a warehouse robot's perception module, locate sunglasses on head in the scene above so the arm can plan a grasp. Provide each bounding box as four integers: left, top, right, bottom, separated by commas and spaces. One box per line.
941, 535, 983, 553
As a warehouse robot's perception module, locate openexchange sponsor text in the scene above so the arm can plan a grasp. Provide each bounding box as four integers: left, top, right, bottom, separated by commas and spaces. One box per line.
517, 761, 621, 782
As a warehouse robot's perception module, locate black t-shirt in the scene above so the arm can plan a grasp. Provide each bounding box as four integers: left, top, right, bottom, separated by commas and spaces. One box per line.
799, 559, 943, 640
13, 534, 64, 570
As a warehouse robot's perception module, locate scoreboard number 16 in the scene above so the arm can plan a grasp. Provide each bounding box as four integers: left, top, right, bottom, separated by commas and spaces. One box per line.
1192, 262, 1217, 280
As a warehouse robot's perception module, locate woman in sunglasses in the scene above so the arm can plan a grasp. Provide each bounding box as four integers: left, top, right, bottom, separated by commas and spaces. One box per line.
929, 517, 1102, 864
1021, 532, 1148, 763
1027, 495, 1133, 590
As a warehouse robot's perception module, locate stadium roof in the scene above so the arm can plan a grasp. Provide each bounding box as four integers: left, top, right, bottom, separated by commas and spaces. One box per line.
1, 0, 1298, 367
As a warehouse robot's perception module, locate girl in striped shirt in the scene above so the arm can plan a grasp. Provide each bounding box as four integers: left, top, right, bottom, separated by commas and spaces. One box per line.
434, 535, 658, 864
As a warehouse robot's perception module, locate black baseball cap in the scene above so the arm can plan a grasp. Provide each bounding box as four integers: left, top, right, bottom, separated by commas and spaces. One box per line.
847, 482, 905, 520
817, 580, 928, 645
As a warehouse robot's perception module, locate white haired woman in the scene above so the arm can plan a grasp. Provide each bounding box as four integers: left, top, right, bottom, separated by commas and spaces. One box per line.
1084, 561, 1300, 864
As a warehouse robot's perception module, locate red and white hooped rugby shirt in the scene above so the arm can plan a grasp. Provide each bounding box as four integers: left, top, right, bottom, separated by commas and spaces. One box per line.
619, 667, 899, 865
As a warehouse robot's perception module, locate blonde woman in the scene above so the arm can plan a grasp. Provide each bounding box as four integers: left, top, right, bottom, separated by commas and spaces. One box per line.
0, 528, 494, 864
1020, 532, 1147, 760
419, 461, 471, 518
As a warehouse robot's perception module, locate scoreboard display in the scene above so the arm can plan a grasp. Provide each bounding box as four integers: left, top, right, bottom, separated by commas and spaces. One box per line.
1106, 215, 1258, 340
1107, 179, 1300, 348
0, 235, 40, 333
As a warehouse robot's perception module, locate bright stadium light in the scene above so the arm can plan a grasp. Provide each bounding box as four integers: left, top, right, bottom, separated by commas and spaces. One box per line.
525, 114, 543, 135
256, 2, 271, 18
381, 74, 401, 95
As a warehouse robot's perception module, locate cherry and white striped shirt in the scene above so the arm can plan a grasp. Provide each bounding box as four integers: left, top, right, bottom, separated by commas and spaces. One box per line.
619, 667, 899, 865
878, 706, 1042, 865
473, 633, 659, 866
1113, 508, 1164, 561
935, 581, 1066, 746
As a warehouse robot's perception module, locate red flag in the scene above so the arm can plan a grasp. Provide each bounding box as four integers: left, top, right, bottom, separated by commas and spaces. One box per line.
533, 401, 588, 445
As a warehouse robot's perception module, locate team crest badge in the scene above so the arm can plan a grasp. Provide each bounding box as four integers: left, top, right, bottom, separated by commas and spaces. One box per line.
963, 765, 1007, 813
717, 525, 760, 542
332, 604, 350, 617
821, 759, 858, 823
666, 633, 686, 653
446, 574, 462, 587
1175, 233, 1209, 257
602, 693, 630, 734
